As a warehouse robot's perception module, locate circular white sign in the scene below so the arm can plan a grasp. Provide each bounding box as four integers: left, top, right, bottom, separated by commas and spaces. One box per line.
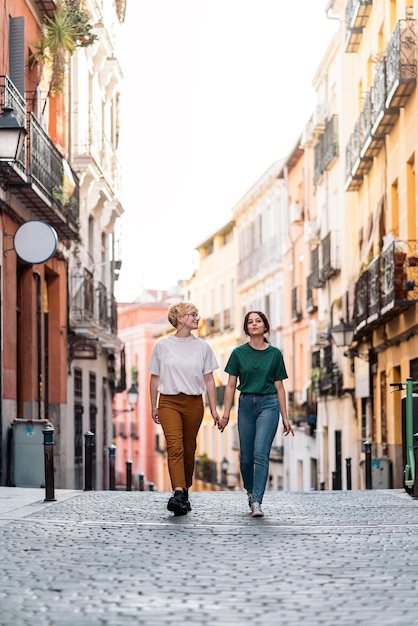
13, 221, 58, 264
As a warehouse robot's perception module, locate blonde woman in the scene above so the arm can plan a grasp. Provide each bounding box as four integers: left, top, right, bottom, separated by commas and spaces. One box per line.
149, 302, 220, 515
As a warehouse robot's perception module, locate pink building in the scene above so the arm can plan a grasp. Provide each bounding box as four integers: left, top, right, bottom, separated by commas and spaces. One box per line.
114, 290, 180, 489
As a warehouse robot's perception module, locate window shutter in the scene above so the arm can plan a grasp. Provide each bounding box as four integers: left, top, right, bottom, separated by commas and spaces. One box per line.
9, 16, 25, 97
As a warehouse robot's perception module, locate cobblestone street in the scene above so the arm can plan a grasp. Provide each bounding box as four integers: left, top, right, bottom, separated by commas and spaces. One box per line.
0, 488, 417, 625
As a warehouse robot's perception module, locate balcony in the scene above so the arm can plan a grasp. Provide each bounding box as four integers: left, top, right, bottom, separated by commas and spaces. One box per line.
345, 0, 373, 53
237, 236, 284, 285
353, 241, 418, 336
310, 246, 325, 289
306, 273, 318, 313
385, 19, 417, 109
373, 19, 417, 131
70, 268, 118, 343
345, 20, 416, 192
313, 345, 343, 397
291, 286, 302, 322
313, 116, 339, 184
0, 76, 79, 239
321, 231, 340, 281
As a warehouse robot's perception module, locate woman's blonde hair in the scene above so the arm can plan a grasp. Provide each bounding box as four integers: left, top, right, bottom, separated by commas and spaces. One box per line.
167, 302, 197, 328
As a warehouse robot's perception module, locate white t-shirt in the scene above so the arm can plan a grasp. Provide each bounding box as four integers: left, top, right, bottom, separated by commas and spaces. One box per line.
148, 334, 218, 396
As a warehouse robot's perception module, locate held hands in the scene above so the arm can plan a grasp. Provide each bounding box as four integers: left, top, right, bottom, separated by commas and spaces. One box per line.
217, 416, 229, 433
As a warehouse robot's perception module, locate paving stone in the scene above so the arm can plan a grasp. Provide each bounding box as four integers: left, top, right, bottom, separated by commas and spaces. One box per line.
0, 489, 417, 624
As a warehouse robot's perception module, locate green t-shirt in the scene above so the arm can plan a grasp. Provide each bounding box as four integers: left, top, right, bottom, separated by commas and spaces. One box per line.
225, 343, 288, 394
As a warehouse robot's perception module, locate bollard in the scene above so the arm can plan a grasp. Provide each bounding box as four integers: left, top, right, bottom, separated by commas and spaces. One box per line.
413, 433, 418, 500
148, 482, 154, 491
108, 444, 116, 490
364, 440, 372, 489
331, 471, 337, 491
346, 457, 352, 490
42, 424, 56, 502
320, 481, 325, 491
84, 431, 94, 491
126, 460, 132, 491
139, 473, 145, 491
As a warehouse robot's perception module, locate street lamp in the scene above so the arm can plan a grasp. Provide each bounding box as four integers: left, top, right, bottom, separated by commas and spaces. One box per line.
113, 383, 139, 415
330, 320, 355, 347
0, 107, 27, 162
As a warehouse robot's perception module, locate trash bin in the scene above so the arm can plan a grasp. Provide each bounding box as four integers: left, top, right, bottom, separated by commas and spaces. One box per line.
371, 456, 392, 489
12, 419, 49, 487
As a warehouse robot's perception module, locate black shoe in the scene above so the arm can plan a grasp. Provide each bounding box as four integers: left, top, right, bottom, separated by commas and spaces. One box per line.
183, 489, 192, 512
167, 490, 188, 516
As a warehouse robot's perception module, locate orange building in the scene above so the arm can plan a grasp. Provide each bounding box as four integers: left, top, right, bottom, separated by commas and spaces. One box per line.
0, 1, 126, 489
0, 1, 78, 486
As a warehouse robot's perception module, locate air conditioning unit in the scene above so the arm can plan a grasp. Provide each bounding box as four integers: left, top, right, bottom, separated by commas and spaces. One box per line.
312, 104, 326, 134
310, 319, 329, 346
304, 221, 320, 245
289, 202, 304, 224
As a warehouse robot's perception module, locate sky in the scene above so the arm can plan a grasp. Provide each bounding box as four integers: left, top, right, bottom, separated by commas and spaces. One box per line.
115, 1, 339, 302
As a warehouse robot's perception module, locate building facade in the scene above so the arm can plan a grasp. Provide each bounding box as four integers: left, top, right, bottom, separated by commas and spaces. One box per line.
0, 0, 127, 489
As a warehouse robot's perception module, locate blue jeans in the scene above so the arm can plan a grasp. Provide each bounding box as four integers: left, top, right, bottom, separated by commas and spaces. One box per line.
238, 393, 280, 504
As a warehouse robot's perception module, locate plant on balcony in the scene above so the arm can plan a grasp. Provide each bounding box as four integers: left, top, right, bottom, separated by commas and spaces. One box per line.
131, 365, 138, 385
289, 404, 306, 425
30, 1, 97, 111
394, 250, 406, 266
195, 453, 212, 482
310, 367, 324, 391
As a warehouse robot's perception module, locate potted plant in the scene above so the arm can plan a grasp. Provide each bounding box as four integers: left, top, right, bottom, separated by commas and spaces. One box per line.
30, 1, 97, 113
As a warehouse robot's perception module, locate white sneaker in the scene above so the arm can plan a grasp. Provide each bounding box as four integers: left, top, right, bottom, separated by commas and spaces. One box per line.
251, 502, 264, 517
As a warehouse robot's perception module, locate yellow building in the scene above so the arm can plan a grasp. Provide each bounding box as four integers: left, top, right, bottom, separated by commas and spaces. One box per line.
315, 0, 418, 489
185, 221, 241, 491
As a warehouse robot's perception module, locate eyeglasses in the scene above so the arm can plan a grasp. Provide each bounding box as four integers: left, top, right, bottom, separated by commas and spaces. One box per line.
186, 312, 199, 318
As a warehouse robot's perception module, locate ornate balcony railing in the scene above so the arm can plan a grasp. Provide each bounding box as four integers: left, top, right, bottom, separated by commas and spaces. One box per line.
314, 116, 339, 183
354, 270, 368, 329
306, 273, 318, 313
310, 246, 325, 288
353, 241, 418, 335
0, 76, 80, 239
381, 241, 418, 313
321, 231, 340, 280
322, 115, 339, 171
70, 269, 119, 338
237, 237, 284, 284
362, 90, 374, 138
345, 0, 373, 53
291, 286, 302, 322
386, 19, 417, 108
0, 75, 80, 239
345, 20, 416, 192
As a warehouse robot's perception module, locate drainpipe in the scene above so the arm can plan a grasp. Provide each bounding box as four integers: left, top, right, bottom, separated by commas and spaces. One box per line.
33, 271, 43, 419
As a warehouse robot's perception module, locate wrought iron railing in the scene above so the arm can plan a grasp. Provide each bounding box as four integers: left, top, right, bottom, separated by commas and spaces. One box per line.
291, 286, 302, 322
354, 241, 418, 330
0, 75, 80, 237
386, 19, 417, 101
321, 231, 340, 280
70, 268, 118, 332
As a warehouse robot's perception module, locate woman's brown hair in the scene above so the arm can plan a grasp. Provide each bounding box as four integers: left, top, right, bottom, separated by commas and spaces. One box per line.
243, 311, 270, 343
